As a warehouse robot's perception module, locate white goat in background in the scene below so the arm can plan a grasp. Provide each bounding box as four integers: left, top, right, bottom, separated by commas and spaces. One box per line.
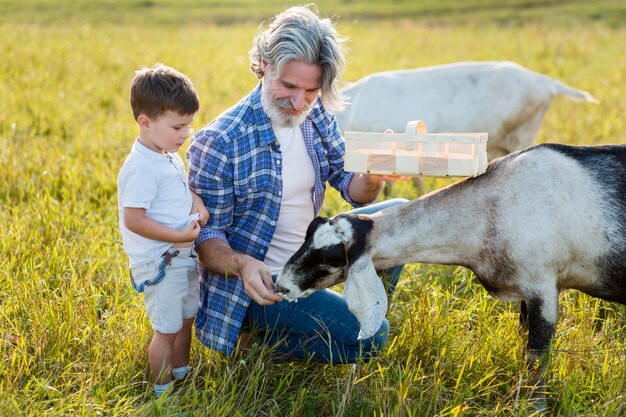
276, 143, 626, 406
335, 61, 598, 160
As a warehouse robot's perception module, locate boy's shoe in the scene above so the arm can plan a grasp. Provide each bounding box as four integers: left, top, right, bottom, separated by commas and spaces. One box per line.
172, 375, 190, 394
153, 380, 175, 398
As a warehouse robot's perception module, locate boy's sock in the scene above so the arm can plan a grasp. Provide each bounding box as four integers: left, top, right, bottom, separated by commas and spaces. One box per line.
172, 365, 190, 380
153, 380, 174, 397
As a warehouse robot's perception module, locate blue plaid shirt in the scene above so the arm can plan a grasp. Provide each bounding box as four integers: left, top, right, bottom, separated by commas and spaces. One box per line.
187, 82, 367, 355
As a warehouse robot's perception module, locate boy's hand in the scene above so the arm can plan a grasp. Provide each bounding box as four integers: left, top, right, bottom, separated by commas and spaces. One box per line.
191, 192, 210, 226
179, 220, 201, 242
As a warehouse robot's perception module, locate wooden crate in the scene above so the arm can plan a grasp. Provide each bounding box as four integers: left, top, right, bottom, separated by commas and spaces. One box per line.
344, 121, 488, 177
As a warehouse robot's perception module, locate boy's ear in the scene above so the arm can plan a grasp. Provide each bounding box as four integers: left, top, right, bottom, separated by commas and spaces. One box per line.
137, 114, 151, 129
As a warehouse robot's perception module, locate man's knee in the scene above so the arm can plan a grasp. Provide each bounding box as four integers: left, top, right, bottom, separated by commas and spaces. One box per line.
384, 197, 410, 206
347, 197, 409, 216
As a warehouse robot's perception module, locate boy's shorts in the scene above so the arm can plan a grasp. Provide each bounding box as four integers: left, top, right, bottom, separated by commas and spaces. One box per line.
130, 247, 199, 334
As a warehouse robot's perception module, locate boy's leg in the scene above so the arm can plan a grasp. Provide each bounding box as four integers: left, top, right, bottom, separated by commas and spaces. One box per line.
139, 258, 183, 388
142, 248, 198, 392
149, 331, 178, 384
171, 251, 200, 380
172, 317, 195, 369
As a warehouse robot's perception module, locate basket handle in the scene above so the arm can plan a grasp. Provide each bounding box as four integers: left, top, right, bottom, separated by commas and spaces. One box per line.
405, 120, 427, 135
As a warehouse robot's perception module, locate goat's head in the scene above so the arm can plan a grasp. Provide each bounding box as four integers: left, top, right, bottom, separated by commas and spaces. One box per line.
276, 213, 389, 339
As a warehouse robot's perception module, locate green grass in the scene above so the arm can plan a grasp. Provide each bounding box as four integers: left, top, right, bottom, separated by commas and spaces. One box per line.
1, 1, 625, 416
1, 0, 626, 27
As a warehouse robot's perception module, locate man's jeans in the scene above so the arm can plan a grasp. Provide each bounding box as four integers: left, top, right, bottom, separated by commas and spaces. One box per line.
244, 198, 408, 364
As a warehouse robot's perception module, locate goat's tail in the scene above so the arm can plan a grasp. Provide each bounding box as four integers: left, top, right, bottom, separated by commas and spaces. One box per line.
551, 79, 599, 104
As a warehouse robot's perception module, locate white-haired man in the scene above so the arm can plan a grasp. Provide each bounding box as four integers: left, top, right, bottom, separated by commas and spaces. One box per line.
188, 5, 405, 363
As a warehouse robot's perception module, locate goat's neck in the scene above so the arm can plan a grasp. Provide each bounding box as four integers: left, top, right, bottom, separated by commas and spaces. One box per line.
369, 183, 486, 270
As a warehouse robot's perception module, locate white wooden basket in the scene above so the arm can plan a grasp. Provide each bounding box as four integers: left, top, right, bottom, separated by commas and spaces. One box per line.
343, 120, 488, 177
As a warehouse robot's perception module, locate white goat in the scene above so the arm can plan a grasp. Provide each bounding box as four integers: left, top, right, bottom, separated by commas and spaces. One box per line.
335, 62, 598, 159
276, 143, 626, 402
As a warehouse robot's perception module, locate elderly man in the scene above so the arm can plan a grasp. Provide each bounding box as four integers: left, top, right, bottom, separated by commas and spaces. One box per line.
187, 5, 405, 364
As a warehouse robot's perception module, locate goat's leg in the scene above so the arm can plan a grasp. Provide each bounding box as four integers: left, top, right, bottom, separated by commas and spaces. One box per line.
519, 300, 529, 331
524, 291, 558, 412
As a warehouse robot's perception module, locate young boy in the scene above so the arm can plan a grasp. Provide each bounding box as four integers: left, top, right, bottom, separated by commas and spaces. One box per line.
117, 63, 208, 397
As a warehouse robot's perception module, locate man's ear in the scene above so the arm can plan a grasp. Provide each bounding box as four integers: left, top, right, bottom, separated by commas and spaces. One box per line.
344, 255, 388, 340
261, 60, 270, 74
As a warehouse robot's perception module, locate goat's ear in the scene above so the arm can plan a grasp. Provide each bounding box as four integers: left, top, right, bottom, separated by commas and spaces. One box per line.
328, 215, 356, 246
305, 217, 329, 241
344, 255, 388, 340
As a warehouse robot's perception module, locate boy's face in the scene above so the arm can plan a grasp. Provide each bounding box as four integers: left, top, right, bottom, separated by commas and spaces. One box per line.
138, 110, 194, 154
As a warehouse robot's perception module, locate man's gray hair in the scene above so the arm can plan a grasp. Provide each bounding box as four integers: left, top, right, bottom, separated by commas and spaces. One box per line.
249, 4, 347, 111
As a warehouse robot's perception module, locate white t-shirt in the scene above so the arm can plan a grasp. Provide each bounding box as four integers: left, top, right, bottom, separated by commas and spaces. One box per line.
264, 126, 316, 275
117, 140, 197, 267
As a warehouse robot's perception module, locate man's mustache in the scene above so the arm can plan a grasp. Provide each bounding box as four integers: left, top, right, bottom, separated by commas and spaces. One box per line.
274, 98, 312, 112
274, 98, 295, 110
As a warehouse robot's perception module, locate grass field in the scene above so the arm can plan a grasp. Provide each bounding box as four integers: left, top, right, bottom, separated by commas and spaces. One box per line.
0, 1, 624, 416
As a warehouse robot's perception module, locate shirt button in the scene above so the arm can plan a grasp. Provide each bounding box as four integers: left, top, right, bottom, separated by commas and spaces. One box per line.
276, 159, 281, 165
248, 188, 253, 193
259, 249, 265, 254
270, 221, 276, 226
278, 191, 282, 196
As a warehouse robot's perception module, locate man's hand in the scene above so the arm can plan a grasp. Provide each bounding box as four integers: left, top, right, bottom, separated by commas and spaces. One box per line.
191, 191, 210, 226
196, 237, 284, 306
236, 255, 284, 305
348, 173, 410, 204
367, 173, 413, 182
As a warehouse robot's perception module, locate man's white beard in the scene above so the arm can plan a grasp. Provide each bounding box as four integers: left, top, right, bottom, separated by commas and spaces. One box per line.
261, 81, 313, 128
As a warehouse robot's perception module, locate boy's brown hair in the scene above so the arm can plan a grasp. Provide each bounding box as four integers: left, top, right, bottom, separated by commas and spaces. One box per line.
130, 63, 199, 120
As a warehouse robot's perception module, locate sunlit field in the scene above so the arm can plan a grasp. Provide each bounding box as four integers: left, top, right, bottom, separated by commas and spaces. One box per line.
0, 1, 624, 416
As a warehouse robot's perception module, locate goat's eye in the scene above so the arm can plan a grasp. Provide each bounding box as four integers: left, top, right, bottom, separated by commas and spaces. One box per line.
319, 244, 347, 267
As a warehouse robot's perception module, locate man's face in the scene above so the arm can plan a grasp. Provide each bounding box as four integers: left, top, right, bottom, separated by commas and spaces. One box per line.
261, 60, 323, 128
